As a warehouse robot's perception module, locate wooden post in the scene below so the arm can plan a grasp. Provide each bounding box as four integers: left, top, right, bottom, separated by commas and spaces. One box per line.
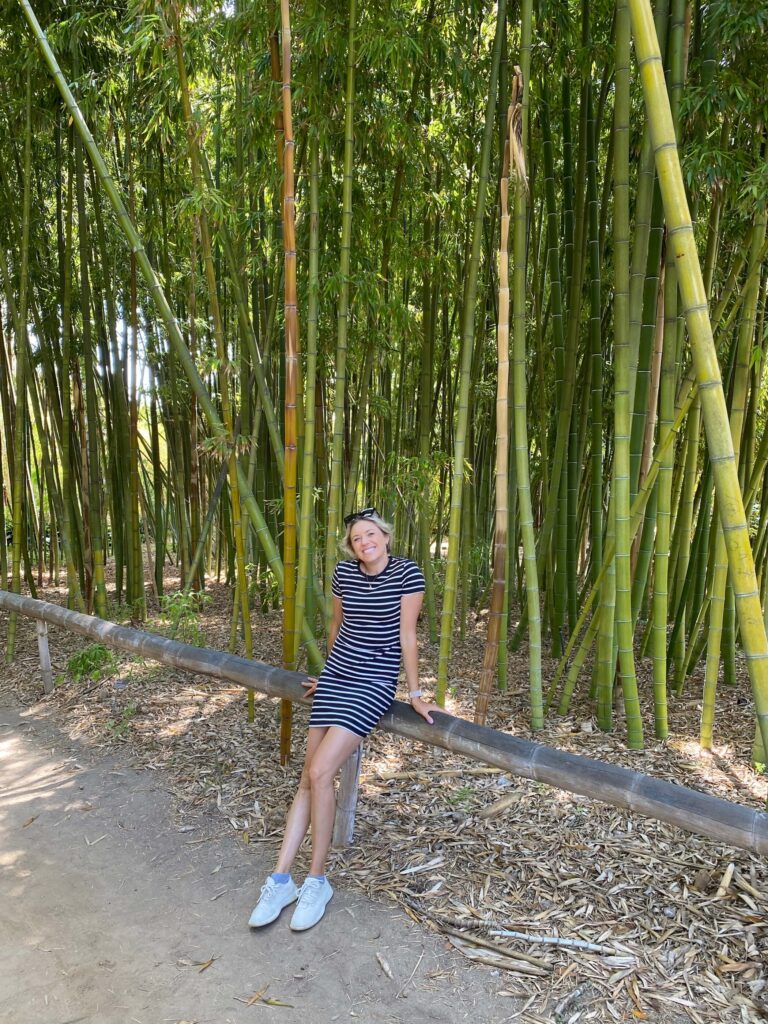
35, 619, 53, 693
332, 744, 362, 848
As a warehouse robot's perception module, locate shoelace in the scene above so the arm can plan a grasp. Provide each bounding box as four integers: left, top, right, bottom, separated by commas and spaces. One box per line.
261, 878, 282, 899
297, 881, 324, 906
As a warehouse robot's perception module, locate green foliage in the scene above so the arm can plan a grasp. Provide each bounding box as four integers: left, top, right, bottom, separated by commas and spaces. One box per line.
248, 562, 281, 612
107, 600, 138, 624
105, 703, 138, 738
6, 0, 768, 756
67, 644, 117, 683
160, 592, 211, 646
446, 784, 474, 808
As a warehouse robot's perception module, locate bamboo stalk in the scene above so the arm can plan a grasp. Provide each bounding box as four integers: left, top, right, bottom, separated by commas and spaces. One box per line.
4, 588, 768, 855
475, 78, 514, 725
279, 0, 300, 762
18, 0, 323, 667
629, 0, 768, 762
324, 0, 357, 625
437, 0, 507, 704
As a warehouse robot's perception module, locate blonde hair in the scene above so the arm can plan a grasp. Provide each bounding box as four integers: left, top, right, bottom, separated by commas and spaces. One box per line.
340, 512, 394, 559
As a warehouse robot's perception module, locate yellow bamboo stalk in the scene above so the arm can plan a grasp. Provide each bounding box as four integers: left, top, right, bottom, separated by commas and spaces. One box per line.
279, 0, 300, 764
629, 0, 768, 759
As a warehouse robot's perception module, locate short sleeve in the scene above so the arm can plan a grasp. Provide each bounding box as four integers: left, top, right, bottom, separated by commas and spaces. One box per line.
401, 559, 426, 595
331, 563, 343, 598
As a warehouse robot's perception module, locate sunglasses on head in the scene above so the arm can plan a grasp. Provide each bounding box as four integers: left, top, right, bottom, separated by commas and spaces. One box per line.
344, 507, 379, 527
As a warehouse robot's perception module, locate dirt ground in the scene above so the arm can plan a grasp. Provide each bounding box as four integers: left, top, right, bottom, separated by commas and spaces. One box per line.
0, 696, 522, 1024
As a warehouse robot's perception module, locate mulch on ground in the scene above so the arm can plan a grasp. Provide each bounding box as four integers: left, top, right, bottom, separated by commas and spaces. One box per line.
2, 571, 766, 1024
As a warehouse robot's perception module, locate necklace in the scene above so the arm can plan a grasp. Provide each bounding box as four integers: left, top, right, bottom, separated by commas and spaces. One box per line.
358, 556, 391, 589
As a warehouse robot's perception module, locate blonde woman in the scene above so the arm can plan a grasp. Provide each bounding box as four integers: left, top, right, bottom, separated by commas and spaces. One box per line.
249, 508, 439, 931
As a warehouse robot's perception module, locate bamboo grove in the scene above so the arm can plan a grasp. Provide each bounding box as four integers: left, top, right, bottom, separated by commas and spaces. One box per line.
1, 0, 768, 760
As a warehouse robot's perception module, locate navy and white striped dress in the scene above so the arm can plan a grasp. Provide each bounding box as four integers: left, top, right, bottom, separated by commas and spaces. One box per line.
309, 556, 426, 737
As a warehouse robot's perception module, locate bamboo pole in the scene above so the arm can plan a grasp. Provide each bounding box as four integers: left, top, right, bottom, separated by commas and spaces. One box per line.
475, 83, 513, 725
701, 210, 767, 749
437, 0, 507, 703
17, 0, 324, 666
279, 0, 300, 762
629, 0, 768, 762
324, 0, 357, 625
5, 68, 32, 662
3, 589, 768, 856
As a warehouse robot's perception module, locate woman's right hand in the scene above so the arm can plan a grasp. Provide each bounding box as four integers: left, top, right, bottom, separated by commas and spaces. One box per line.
302, 676, 319, 698
410, 696, 440, 725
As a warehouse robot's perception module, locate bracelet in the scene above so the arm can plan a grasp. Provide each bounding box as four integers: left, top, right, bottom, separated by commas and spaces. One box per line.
408, 689, 423, 702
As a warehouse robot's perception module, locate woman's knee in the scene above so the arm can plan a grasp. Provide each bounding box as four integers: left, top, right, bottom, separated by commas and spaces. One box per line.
308, 759, 334, 789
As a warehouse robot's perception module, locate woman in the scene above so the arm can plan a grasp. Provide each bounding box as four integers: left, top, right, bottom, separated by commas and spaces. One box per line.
249, 507, 439, 931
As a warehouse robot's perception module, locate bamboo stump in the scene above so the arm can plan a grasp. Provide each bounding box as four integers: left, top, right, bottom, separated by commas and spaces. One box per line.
332, 744, 362, 848
36, 620, 53, 694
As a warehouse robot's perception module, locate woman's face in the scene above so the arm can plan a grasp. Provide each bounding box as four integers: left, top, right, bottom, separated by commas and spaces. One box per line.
349, 521, 390, 565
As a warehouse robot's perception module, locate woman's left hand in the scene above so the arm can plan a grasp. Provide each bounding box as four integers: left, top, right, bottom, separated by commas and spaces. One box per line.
302, 676, 319, 698
410, 697, 441, 725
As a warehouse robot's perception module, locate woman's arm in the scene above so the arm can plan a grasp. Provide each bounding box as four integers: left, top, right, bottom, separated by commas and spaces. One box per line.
328, 596, 343, 654
304, 596, 344, 698
400, 592, 439, 724
400, 592, 423, 692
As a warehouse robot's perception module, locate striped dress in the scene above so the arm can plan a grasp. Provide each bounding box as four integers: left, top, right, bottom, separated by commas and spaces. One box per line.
309, 556, 426, 737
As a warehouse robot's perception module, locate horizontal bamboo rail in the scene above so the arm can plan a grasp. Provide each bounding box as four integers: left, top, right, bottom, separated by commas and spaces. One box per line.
2, 590, 768, 856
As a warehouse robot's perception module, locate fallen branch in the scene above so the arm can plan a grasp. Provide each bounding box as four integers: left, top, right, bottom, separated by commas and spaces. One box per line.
489, 929, 629, 956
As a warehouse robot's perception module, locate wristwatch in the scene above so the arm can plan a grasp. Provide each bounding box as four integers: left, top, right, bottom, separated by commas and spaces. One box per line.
408, 689, 423, 703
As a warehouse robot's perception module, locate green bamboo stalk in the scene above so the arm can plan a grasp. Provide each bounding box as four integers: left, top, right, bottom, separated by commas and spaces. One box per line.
324, 0, 357, 626
169, 0, 253, 676
4, 69, 32, 661
18, 0, 324, 665
515, 4, 541, 726
295, 132, 323, 675
550, 225, 725, 711
701, 210, 767, 748
436, 0, 506, 704
586, 82, 603, 590
606, 0, 642, 747
124, 96, 145, 619
629, 0, 768, 763
651, 245, 678, 738
72, 44, 108, 618
418, 206, 438, 643
475, 80, 513, 725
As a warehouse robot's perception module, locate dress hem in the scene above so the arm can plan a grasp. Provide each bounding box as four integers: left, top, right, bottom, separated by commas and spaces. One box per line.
307, 723, 367, 739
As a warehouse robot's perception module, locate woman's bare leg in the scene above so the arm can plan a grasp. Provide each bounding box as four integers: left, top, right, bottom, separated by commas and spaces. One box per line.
273, 726, 328, 874
306, 727, 363, 876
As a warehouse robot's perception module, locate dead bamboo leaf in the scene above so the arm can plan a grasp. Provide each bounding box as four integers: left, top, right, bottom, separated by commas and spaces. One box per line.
716, 862, 735, 898
84, 833, 108, 846
479, 793, 524, 819
192, 956, 218, 973
245, 985, 270, 1005
375, 952, 394, 979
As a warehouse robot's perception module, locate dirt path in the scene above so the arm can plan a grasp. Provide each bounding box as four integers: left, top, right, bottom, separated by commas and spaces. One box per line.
0, 697, 520, 1024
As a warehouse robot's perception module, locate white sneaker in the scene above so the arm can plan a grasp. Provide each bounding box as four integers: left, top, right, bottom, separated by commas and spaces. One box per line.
248, 876, 298, 927
289, 877, 334, 931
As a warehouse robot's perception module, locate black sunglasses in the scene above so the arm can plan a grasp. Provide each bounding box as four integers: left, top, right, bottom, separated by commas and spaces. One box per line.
344, 507, 379, 527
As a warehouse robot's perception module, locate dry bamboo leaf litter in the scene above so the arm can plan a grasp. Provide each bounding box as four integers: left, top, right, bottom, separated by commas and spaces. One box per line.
2, 575, 767, 1023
